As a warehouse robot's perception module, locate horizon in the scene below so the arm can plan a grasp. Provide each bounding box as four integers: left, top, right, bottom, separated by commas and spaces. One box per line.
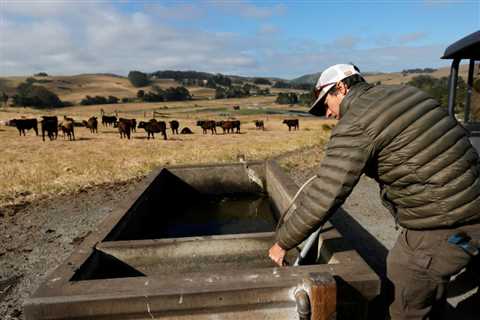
0, 1, 479, 79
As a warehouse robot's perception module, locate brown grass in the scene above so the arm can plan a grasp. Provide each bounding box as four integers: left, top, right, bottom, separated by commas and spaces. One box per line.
0, 98, 335, 208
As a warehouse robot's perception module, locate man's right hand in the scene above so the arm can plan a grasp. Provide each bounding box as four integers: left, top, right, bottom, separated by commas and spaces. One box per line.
269, 242, 287, 267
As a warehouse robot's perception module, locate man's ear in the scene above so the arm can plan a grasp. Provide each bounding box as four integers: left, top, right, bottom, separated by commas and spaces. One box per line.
338, 82, 348, 95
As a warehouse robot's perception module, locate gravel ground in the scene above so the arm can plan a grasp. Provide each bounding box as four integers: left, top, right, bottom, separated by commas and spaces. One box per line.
0, 148, 478, 319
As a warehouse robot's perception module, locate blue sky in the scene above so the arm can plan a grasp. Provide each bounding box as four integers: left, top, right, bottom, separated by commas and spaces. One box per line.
0, 0, 479, 79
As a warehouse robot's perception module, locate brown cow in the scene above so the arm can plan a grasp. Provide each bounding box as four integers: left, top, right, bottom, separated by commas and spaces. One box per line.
138, 119, 167, 140
197, 120, 216, 134
59, 119, 75, 140
82, 117, 98, 134
118, 118, 136, 133
283, 119, 299, 131
254, 120, 264, 130
41, 116, 58, 141
10, 118, 38, 136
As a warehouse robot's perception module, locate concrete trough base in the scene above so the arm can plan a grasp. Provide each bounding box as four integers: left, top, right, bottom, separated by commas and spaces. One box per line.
24, 161, 380, 319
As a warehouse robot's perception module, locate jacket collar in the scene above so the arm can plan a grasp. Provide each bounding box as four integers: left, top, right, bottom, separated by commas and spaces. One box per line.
340, 82, 372, 116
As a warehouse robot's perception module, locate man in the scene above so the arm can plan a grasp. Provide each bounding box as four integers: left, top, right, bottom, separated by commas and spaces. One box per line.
269, 64, 480, 319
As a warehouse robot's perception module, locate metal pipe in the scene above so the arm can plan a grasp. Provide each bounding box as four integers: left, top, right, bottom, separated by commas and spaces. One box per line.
465, 59, 475, 123
448, 59, 460, 118
295, 289, 311, 320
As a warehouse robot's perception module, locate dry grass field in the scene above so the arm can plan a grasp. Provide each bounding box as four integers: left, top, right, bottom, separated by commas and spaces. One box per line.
0, 97, 335, 211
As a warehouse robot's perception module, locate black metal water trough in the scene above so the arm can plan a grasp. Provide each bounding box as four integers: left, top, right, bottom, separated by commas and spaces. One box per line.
24, 160, 379, 319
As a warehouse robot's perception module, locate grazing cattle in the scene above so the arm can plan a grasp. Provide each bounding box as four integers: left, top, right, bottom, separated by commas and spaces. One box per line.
118, 118, 136, 133
170, 120, 179, 134
63, 115, 74, 122
233, 105, 240, 110
10, 118, 38, 136
59, 119, 75, 141
254, 120, 264, 130
180, 127, 193, 134
102, 115, 117, 127
219, 120, 234, 134
232, 120, 241, 133
196, 120, 216, 134
82, 117, 98, 133
116, 118, 132, 139
138, 119, 167, 140
41, 116, 58, 141
283, 119, 299, 131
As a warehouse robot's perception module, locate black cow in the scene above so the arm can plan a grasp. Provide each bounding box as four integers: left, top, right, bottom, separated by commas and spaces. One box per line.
118, 118, 136, 133
41, 116, 58, 141
138, 119, 167, 140
180, 127, 193, 134
170, 120, 179, 134
116, 118, 132, 139
197, 120, 216, 134
283, 119, 299, 131
102, 115, 117, 127
82, 117, 98, 134
232, 120, 241, 133
10, 118, 38, 136
254, 120, 264, 130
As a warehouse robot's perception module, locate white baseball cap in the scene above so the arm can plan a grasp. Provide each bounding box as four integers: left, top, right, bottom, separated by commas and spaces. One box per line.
309, 64, 361, 116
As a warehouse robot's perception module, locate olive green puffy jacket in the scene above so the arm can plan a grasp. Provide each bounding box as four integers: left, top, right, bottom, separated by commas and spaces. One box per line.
276, 83, 480, 250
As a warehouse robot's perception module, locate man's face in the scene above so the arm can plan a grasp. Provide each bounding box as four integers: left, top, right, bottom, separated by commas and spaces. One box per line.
324, 82, 348, 119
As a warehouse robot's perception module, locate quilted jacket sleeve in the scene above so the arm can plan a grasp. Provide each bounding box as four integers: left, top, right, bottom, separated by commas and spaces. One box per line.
276, 124, 375, 250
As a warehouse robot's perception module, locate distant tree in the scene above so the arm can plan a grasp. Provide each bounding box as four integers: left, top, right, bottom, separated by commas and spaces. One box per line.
34, 72, 48, 77
299, 90, 315, 106
2, 92, 8, 107
273, 81, 291, 89
253, 78, 272, 85
408, 75, 466, 109
212, 74, 232, 87
12, 82, 63, 108
206, 78, 217, 89
107, 96, 119, 104
137, 89, 145, 99
128, 70, 150, 87
276, 92, 298, 105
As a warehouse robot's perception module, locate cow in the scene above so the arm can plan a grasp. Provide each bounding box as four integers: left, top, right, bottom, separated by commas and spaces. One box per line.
254, 120, 264, 130
118, 118, 136, 133
82, 117, 98, 133
219, 120, 234, 134
41, 116, 58, 141
59, 119, 75, 141
196, 120, 216, 134
116, 118, 132, 139
9, 118, 38, 136
170, 120, 179, 134
180, 127, 193, 134
283, 119, 299, 131
233, 105, 240, 110
138, 119, 167, 140
232, 120, 241, 133
102, 115, 117, 127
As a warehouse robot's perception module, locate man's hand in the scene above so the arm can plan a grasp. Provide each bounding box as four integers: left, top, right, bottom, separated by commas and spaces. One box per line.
269, 242, 287, 267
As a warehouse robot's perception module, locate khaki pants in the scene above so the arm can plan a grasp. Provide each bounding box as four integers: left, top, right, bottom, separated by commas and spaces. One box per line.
387, 224, 480, 320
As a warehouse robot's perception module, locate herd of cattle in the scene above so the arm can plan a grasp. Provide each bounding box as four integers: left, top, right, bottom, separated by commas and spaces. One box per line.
4, 115, 301, 141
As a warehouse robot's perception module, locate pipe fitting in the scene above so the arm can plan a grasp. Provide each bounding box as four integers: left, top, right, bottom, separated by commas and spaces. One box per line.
295, 289, 311, 320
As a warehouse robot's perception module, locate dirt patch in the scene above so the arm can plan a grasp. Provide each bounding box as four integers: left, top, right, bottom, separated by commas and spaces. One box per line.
0, 179, 142, 319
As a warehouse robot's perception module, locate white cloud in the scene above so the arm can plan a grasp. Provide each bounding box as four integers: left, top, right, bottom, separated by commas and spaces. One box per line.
0, 2, 453, 78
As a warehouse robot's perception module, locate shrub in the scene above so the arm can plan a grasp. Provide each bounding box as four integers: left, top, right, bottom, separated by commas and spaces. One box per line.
128, 70, 150, 87
12, 81, 63, 108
